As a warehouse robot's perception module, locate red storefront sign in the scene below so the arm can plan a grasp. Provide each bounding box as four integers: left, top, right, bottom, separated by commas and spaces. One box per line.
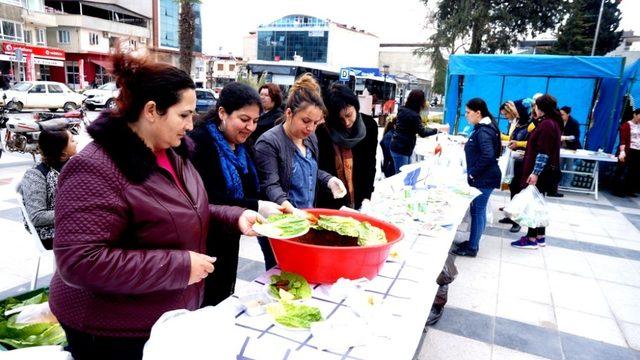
1, 41, 65, 60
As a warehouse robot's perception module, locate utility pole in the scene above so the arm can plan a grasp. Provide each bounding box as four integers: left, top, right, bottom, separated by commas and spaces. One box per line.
591, 0, 606, 56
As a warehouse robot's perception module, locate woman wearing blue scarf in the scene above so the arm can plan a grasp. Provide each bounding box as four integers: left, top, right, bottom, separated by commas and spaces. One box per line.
190, 82, 284, 306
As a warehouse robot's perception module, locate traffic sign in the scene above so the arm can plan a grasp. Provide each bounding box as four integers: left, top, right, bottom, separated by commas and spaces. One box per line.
339, 68, 349, 81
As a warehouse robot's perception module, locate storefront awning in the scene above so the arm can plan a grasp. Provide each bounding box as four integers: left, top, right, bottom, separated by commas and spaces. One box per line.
90, 59, 113, 70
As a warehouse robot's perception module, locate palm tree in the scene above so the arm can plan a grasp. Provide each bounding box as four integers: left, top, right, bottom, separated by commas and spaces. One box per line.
178, 0, 199, 76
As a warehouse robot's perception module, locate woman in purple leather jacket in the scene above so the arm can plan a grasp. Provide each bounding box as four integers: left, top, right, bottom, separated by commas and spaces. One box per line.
49, 50, 260, 360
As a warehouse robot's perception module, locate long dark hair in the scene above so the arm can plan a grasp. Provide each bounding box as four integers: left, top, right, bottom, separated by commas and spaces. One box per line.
466, 97, 498, 129
323, 84, 359, 131
202, 82, 262, 125
109, 48, 195, 122
39, 129, 70, 168
535, 94, 563, 127
404, 89, 426, 113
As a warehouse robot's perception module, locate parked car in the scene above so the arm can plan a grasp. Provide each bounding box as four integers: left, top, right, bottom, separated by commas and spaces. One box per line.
195, 88, 217, 114
83, 82, 119, 110
3, 81, 86, 112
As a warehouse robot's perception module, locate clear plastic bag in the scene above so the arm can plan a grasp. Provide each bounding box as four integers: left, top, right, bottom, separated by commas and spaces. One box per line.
499, 148, 514, 184
503, 185, 549, 228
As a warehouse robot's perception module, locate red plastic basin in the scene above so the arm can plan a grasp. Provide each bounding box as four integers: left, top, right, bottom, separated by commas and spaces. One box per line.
269, 208, 404, 284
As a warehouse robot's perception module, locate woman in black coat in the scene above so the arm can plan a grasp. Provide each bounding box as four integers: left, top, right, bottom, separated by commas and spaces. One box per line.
453, 98, 501, 257
190, 82, 284, 306
389, 89, 439, 174
316, 84, 378, 210
246, 83, 283, 150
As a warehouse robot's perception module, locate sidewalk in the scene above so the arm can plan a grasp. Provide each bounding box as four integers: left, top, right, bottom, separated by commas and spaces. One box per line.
417, 190, 640, 359
2, 163, 640, 359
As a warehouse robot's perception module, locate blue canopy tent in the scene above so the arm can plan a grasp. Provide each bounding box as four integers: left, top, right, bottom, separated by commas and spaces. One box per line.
443, 54, 626, 152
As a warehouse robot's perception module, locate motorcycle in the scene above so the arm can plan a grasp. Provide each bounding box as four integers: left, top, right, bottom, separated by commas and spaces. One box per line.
33, 103, 90, 128
2, 108, 82, 161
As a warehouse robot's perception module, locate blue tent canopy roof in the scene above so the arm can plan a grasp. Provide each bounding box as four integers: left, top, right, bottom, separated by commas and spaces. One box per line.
444, 54, 627, 152
448, 54, 625, 79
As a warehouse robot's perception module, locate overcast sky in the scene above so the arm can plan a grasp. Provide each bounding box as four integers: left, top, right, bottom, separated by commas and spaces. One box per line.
201, 0, 640, 56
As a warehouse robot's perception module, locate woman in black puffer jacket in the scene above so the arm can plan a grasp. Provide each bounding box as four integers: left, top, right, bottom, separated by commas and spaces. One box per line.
453, 98, 501, 257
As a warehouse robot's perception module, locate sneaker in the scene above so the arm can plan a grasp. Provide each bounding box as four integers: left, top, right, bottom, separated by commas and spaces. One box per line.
537, 237, 546, 247
511, 237, 539, 249
498, 217, 513, 224
452, 246, 478, 257
509, 223, 521, 233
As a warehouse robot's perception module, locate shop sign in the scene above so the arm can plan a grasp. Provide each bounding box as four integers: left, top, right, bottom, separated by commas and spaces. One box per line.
1, 41, 65, 60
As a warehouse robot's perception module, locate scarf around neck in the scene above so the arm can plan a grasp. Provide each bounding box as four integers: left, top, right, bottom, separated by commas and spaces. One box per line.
206, 122, 259, 199
327, 113, 366, 149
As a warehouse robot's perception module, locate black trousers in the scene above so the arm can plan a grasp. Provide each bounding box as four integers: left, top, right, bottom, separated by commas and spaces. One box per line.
508, 159, 525, 199
616, 148, 640, 194
61, 323, 147, 360
258, 236, 277, 270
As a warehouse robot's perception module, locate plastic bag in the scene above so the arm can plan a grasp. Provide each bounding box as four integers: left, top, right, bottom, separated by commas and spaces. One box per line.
499, 148, 514, 184
503, 185, 549, 228
426, 254, 458, 326
10, 302, 58, 324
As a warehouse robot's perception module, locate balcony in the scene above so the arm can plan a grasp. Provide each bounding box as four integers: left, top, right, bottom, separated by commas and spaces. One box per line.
52, 14, 149, 38
22, 9, 57, 27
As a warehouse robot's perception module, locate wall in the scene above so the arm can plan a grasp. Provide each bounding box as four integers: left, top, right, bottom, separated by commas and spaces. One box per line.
46, 26, 80, 53
327, 25, 379, 68
0, 3, 23, 22
243, 34, 257, 61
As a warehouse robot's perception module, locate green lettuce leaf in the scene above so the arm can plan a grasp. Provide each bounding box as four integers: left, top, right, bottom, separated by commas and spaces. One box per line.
314, 215, 387, 246
274, 302, 323, 329
269, 272, 312, 300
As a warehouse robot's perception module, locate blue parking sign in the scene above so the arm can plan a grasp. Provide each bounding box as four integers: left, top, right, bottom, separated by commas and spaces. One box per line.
339, 68, 349, 81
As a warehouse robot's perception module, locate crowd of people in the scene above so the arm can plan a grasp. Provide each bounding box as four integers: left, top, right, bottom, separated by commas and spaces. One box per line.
14, 48, 639, 358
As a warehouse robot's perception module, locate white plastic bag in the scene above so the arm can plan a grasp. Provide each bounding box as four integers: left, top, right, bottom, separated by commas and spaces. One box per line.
4, 302, 58, 324
498, 148, 514, 184
503, 185, 549, 228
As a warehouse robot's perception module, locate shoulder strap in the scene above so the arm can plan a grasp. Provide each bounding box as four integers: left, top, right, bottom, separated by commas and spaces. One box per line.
35, 163, 50, 177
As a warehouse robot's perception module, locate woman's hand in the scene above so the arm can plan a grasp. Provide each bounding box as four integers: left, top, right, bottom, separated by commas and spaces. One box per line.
328, 177, 347, 199
526, 174, 538, 186
188, 251, 216, 285
508, 140, 518, 150
238, 209, 264, 236
619, 151, 626, 162
258, 200, 285, 218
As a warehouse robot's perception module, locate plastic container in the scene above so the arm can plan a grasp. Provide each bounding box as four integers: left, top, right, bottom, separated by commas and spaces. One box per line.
269, 208, 404, 284
238, 292, 271, 316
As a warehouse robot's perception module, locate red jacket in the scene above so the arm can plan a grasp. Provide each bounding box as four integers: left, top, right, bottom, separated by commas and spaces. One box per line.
619, 121, 631, 153
521, 117, 561, 189
49, 114, 244, 337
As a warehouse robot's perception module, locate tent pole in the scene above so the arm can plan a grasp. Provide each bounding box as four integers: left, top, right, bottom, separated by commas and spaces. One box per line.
591, 0, 605, 56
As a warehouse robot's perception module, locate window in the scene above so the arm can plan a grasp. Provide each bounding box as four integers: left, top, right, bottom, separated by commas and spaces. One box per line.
1, 20, 24, 42
217, 64, 224, 71
30, 84, 46, 93
24, 30, 32, 44
39, 66, 50, 81
65, 61, 79, 89
36, 29, 45, 45
25, 0, 44, 12
58, 30, 70, 44
257, 30, 328, 63
89, 32, 99, 45
229, 64, 235, 71
48, 84, 63, 93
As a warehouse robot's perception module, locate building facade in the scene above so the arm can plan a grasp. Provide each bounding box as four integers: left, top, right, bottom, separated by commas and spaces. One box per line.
44, 0, 151, 89
206, 55, 243, 89
150, 0, 205, 87
0, 0, 64, 85
249, 14, 379, 69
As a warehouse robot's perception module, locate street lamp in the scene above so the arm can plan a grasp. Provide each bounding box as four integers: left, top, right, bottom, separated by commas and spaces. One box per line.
382, 64, 390, 100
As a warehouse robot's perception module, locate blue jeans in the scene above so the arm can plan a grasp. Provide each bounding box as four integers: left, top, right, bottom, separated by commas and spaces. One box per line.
390, 150, 411, 175
468, 188, 493, 251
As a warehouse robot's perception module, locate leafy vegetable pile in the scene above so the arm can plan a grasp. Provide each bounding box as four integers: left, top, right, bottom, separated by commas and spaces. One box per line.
266, 301, 323, 329
254, 214, 311, 239
313, 215, 387, 246
0, 290, 66, 349
268, 272, 312, 300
